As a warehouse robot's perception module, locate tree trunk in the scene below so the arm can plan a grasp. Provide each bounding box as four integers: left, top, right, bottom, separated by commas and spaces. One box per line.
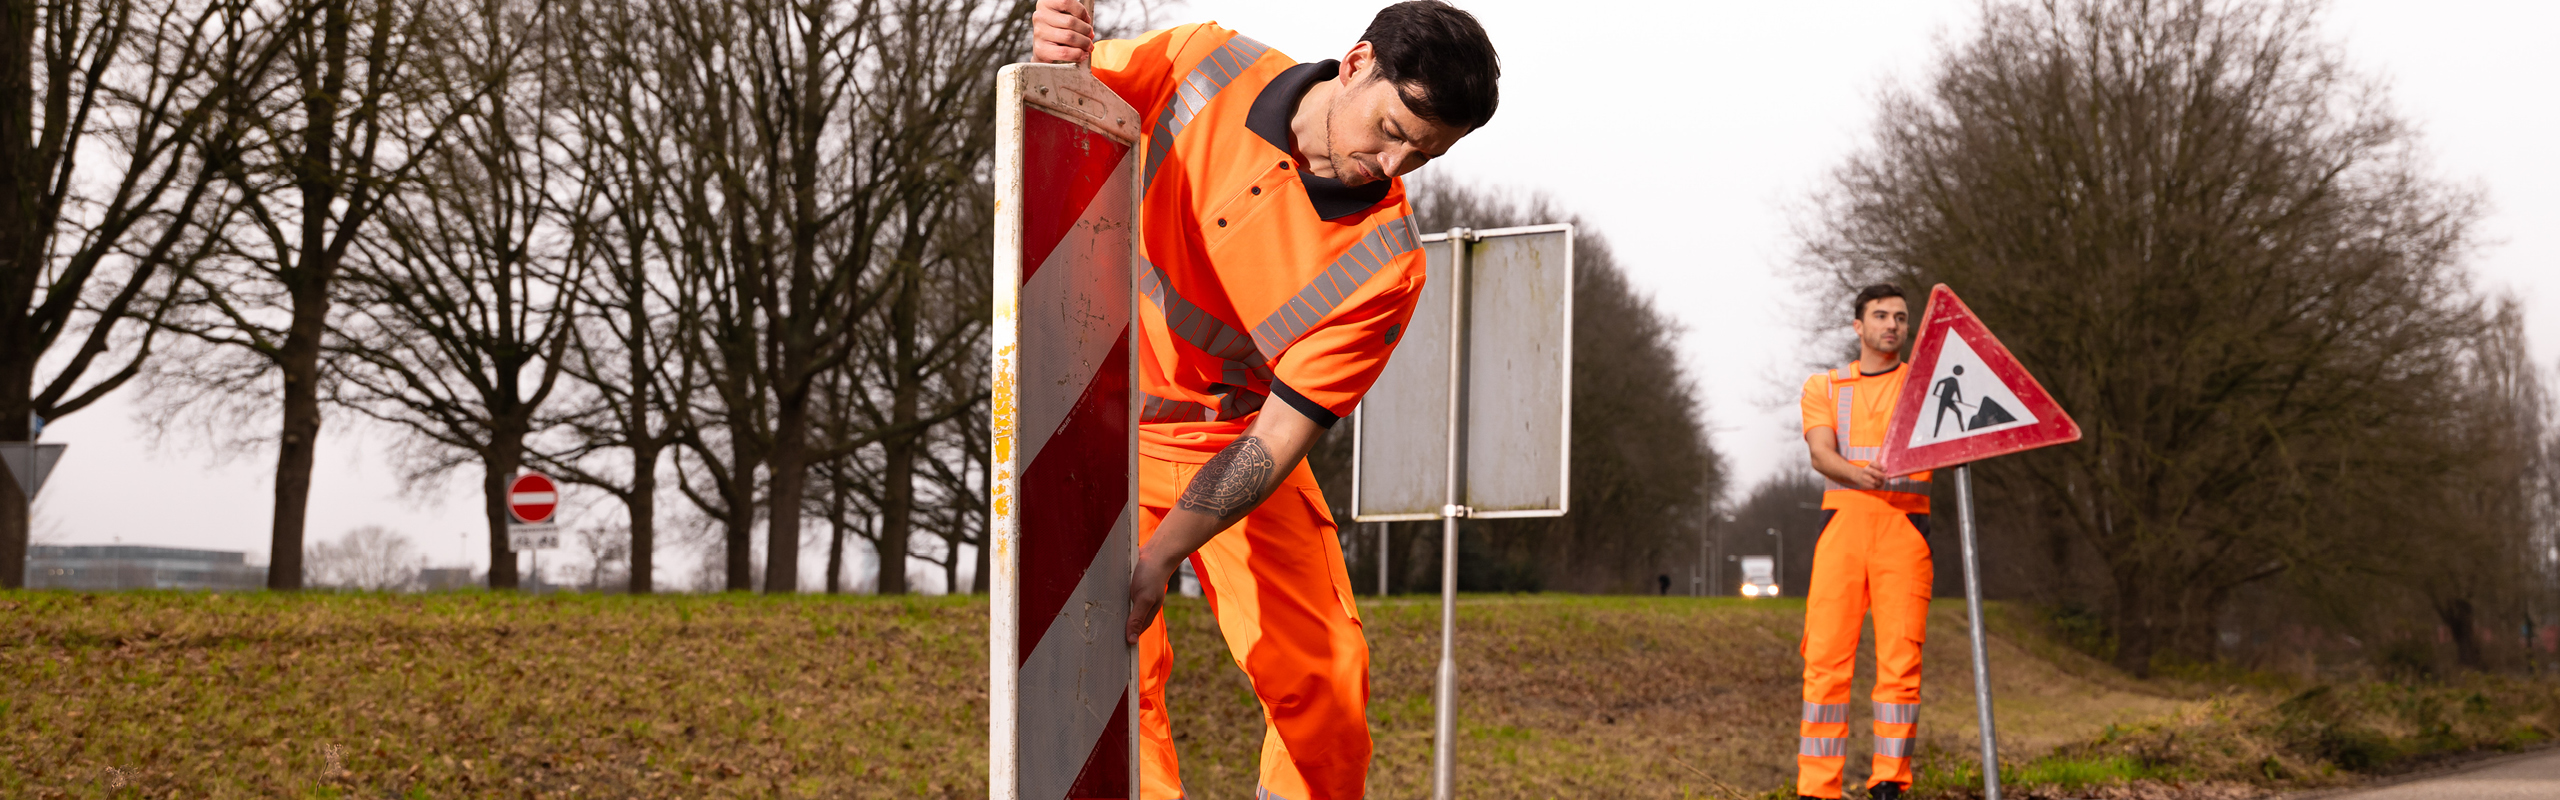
943, 527, 959, 595
2439, 597, 2484, 671
268, 295, 329, 591
0, 0, 35, 590
2109, 571, 2170, 676
724, 430, 756, 591
481, 424, 526, 590
0, 354, 30, 589
763, 397, 809, 593
627, 443, 658, 594
824, 484, 847, 595
878, 430, 915, 595
876, 268, 922, 595
269, 0, 351, 593
973, 424, 991, 594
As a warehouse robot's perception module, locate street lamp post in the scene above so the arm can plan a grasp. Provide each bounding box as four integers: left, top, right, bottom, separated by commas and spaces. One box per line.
1768, 527, 1785, 596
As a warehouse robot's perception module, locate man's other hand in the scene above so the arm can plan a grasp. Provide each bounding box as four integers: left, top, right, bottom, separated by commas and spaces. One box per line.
1125, 548, 1180, 645
1849, 464, 1885, 491
1032, 0, 1095, 64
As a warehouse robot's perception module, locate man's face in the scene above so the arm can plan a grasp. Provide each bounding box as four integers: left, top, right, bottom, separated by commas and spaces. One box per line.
1854, 296, 1909, 357
1323, 43, 1468, 187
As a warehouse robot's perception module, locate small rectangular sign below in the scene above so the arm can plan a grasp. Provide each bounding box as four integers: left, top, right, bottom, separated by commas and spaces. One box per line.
507, 524, 559, 551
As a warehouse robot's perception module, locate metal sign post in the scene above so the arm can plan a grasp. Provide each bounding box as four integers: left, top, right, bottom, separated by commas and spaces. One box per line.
1430, 227, 1474, 800
1351, 224, 1573, 800
1952, 464, 2002, 800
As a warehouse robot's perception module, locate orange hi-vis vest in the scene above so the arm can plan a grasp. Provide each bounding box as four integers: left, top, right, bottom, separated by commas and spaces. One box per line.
1801, 362, 1933, 514
1092, 23, 1426, 463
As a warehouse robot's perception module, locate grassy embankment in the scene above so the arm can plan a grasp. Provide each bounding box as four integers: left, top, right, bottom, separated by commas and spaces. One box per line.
4, 591, 2555, 799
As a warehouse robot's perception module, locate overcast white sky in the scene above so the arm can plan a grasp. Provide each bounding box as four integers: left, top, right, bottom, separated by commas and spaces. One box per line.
31, 0, 2560, 587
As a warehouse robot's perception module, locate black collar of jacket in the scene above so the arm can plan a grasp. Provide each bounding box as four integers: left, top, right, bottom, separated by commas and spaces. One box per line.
1246, 59, 1392, 221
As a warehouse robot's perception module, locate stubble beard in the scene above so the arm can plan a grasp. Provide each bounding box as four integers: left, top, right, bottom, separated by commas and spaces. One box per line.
1320, 91, 1345, 183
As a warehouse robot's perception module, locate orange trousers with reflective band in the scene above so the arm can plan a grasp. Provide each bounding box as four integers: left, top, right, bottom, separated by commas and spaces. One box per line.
1798, 503, 1933, 798
1137, 453, 1371, 800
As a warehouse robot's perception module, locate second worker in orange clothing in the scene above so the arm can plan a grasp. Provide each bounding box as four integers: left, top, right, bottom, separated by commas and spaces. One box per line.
1796, 284, 1937, 800
1031, 2, 1505, 799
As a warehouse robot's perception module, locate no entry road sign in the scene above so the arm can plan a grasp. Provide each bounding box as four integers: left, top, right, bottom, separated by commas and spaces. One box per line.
1872, 284, 2080, 477
989, 62, 1141, 800
507, 472, 560, 525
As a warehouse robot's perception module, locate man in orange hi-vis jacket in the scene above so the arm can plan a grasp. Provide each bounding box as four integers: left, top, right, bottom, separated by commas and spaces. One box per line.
1030, 2, 1502, 798
1796, 283, 1936, 800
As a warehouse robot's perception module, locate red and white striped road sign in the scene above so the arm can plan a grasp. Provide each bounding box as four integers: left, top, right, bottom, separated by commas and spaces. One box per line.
989, 62, 1141, 800
507, 472, 559, 525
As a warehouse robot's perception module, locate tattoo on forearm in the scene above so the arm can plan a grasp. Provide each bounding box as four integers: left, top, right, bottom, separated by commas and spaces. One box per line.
1179, 435, 1277, 519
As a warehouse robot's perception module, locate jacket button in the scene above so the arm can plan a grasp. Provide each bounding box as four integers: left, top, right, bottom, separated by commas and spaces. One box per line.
1279, 160, 1291, 170
1250, 186, 1261, 195
1216, 218, 1227, 227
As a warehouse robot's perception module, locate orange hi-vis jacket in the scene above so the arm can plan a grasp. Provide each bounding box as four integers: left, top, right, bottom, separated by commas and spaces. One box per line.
1092, 23, 1426, 463
1800, 362, 1934, 513
1798, 360, 1938, 797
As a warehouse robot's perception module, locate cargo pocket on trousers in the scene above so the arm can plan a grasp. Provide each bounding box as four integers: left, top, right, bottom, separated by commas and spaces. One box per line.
1308, 485, 1364, 628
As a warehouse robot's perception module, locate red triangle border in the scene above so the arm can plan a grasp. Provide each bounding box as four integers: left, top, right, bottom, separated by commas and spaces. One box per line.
1873, 285, 2082, 476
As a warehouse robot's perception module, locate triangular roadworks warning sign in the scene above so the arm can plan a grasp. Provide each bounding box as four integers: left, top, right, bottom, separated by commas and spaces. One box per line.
1872, 285, 2080, 477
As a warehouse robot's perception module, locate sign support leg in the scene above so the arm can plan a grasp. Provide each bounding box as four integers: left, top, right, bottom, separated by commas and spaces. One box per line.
1955, 464, 2001, 800
1432, 228, 1474, 800
1378, 521, 1389, 597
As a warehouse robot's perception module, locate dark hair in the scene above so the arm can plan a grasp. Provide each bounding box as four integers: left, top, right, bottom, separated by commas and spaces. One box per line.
1852, 283, 1906, 320
1359, 1, 1500, 131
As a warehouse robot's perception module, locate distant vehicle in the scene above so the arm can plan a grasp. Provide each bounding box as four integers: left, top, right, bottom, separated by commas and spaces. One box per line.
1740, 556, 1778, 598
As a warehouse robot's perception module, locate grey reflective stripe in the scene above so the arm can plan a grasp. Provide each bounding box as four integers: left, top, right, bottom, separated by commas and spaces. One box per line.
1875, 702, 1919, 725
1799, 736, 1848, 758
1249, 217, 1421, 360
1256, 786, 1298, 800
1824, 475, 1934, 495
1842, 445, 1881, 460
1803, 701, 1849, 724
1144, 35, 1272, 185
1143, 387, 1264, 425
1834, 375, 1854, 443
1212, 384, 1265, 420
1143, 258, 1272, 385
1143, 393, 1216, 424
1876, 735, 1915, 758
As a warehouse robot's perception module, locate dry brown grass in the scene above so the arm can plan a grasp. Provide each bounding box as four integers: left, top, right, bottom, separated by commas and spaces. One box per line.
6, 591, 2552, 799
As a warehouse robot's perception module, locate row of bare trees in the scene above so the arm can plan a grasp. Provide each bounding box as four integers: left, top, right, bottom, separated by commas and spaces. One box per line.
1794, 0, 2559, 675
0, 0, 1040, 593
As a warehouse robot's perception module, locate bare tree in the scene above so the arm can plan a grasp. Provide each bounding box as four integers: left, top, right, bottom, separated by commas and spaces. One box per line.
331, 0, 575, 591
0, 0, 304, 586
1796, 0, 2491, 674
155, 0, 500, 590
543, 0, 693, 594
307, 523, 420, 590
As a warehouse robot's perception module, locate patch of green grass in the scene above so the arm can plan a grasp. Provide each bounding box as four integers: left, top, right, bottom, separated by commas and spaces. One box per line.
2009, 754, 2159, 788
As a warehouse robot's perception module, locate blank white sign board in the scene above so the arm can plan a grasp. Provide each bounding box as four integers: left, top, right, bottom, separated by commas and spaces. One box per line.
1351, 224, 1573, 521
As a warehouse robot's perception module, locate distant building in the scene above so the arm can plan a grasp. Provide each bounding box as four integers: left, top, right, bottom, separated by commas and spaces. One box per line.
416, 567, 479, 591
25, 545, 267, 591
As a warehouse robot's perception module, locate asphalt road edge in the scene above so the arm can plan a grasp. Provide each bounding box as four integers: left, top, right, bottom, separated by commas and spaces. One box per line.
2266, 742, 2560, 800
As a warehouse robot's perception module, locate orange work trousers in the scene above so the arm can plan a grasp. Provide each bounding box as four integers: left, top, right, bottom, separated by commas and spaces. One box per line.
1137, 453, 1370, 800
1797, 503, 1933, 798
